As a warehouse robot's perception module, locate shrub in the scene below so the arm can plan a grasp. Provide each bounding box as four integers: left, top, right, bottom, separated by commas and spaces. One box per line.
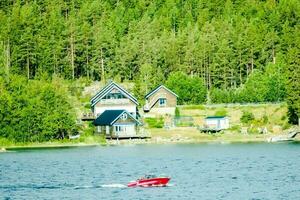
166, 72, 207, 104
183, 105, 205, 110
240, 111, 255, 124
144, 117, 164, 128
262, 115, 269, 124
214, 109, 227, 117
228, 125, 240, 132
0, 75, 77, 143
175, 107, 180, 117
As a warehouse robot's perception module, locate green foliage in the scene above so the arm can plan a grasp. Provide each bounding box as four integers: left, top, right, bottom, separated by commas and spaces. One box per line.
0, 0, 299, 122
240, 71, 269, 103
144, 117, 164, 128
286, 45, 300, 124
210, 88, 236, 104
0, 0, 298, 87
0, 75, 77, 143
214, 109, 227, 117
166, 72, 206, 104
175, 107, 180, 117
183, 105, 205, 110
176, 121, 194, 127
210, 67, 286, 103
247, 127, 259, 135
240, 111, 255, 124
228, 125, 241, 132
262, 115, 269, 124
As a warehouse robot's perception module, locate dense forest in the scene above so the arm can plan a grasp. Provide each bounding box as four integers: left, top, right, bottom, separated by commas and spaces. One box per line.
0, 0, 299, 142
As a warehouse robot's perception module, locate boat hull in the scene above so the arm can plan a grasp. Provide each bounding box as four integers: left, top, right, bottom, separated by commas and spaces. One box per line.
127, 177, 170, 187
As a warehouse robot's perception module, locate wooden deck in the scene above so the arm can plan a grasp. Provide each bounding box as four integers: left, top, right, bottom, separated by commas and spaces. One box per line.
81, 113, 95, 121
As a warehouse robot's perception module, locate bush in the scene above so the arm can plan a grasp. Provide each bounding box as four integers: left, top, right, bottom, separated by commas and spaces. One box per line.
175, 107, 180, 117
240, 111, 255, 124
214, 109, 227, 117
228, 125, 240, 132
262, 115, 269, 124
0, 75, 77, 143
144, 117, 164, 128
183, 105, 205, 110
166, 72, 207, 104
176, 122, 194, 127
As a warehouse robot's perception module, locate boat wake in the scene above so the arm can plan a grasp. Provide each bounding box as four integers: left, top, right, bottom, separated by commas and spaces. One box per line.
74, 183, 173, 189
74, 184, 126, 189
100, 184, 127, 188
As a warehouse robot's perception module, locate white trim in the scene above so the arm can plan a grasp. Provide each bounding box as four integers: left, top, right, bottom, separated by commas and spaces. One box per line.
110, 110, 142, 126
145, 85, 178, 99
91, 82, 114, 102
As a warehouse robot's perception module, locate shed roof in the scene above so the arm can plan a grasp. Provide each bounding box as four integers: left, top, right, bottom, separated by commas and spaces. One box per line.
93, 110, 141, 126
145, 85, 178, 99
205, 116, 227, 119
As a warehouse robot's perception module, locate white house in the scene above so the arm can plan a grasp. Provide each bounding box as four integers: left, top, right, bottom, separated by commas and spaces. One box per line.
204, 116, 230, 130
93, 109, 141, 138
90, 81, 141, 138
91, 81, 139, 117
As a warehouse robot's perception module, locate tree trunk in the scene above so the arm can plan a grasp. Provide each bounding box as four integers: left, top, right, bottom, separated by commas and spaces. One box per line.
70, 33, 75, 79
251, 49, 254, 72
27, 49, 30, 80
100, 48, 105, 83
246, 64, 249, 79
86, 43, 89, 80
53, 52, 57, 75
208, 55, 211, 90
239, 52, 242, 85
272, 48, 276, 64
5, 39, 10, 77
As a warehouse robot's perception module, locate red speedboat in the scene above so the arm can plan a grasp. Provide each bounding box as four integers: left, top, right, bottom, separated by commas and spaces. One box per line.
127, 175, 170, 187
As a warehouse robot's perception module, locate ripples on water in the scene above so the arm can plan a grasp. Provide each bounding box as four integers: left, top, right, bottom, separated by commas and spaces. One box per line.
1, 143, 300, 199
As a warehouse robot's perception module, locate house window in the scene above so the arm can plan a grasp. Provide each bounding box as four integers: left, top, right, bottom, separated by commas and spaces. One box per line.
115, 126, 126, 132
159, 98, 166, 106
120, 113, 127, 120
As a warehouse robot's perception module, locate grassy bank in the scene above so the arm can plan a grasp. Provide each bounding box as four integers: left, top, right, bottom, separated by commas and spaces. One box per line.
1, 103, 297, 148
0, 135, 106, 149
136, 103, 299, 144
108, 127, 300, 145
149, 127, 275, 143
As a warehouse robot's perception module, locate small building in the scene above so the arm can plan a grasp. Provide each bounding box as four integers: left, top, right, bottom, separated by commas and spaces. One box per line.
93, 110, 141, 138
143, 85, 178, 115
202, 116, 230, 132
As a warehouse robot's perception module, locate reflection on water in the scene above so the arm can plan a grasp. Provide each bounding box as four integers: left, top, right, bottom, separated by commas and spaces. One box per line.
1, 143, 300, 199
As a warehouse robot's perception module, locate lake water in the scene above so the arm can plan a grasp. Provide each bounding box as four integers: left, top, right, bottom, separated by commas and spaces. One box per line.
1, 143, 300, 199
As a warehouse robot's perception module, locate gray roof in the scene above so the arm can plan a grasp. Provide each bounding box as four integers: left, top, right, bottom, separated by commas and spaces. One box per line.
91, 81, 138, 107
93, 110, 141, 126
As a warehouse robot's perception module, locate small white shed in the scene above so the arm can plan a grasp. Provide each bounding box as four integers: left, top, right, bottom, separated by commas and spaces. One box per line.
204, 116, 230, 130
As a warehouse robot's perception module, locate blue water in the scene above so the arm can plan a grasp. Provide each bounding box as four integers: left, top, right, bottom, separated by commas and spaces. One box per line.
1, 143, 300, 199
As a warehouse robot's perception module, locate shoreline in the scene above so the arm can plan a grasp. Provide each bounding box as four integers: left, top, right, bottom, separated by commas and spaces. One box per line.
2, 137, 299, 151
1, 143, 102, 151
1, 127, 299, 150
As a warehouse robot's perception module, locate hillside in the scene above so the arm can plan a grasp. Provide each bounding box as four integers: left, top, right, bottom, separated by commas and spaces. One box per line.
0, 0, 299, 120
